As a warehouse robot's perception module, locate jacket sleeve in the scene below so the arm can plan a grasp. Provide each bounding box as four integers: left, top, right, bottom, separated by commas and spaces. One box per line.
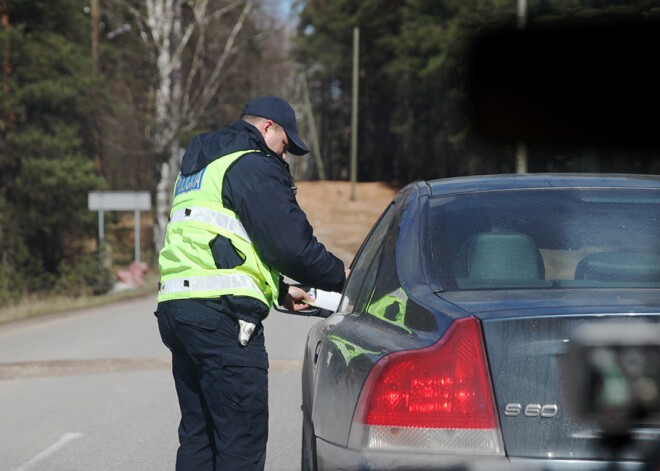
223, 153, 346, 293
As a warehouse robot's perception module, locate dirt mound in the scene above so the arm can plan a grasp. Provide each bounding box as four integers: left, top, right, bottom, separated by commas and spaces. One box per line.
294, 181, 398, 264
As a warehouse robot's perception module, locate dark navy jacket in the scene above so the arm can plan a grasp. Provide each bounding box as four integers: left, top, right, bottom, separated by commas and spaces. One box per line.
160, 120, 346, 324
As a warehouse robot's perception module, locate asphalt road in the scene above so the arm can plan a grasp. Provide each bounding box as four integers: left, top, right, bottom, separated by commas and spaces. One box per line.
0, 294, 321, 471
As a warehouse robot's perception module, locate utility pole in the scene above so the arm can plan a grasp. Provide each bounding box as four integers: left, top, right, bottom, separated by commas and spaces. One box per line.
301, 72, 326, 180
91, 0, 100, 77
89, 0, 103, 175
1, 0, 12, 268
1, 0, 14, 157
517, 0, 527, 29
2, 0, 11, 114
516, 0, 528, 174
350, 26, 359, 201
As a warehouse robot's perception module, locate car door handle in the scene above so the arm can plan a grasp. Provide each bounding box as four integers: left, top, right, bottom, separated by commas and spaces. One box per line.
313, 341, 322, 367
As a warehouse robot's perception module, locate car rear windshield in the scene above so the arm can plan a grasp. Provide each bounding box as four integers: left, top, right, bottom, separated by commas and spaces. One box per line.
430, 188, 660, 290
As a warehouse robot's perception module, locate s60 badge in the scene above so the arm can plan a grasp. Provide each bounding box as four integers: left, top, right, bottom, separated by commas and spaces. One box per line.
505, 403, 559, 418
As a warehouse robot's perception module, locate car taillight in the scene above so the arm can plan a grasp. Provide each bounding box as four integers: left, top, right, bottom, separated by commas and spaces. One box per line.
349, 317, 504, 454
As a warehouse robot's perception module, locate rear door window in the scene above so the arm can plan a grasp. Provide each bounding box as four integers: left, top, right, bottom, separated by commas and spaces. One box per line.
339, 203, 395, 313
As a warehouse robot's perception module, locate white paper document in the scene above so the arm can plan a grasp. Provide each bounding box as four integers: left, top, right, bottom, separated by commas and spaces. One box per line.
305, 288, 342, 311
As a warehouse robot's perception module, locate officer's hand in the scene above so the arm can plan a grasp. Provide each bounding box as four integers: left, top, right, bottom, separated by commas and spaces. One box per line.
283, 285, 314, 312
238, 319, 256, 346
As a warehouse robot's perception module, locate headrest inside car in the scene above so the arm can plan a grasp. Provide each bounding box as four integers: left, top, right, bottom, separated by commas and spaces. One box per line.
467, 232, 545, 281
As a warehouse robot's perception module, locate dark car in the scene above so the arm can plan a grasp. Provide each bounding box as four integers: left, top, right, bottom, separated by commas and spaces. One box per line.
300, 174, 660, 471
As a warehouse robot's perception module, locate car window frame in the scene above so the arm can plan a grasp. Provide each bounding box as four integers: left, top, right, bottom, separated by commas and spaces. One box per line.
338, 201, 396, 314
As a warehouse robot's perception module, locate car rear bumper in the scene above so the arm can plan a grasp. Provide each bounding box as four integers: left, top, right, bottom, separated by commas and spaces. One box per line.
316, 438, 649, 471
508, 458, 647, 471
316, 437, 509, 470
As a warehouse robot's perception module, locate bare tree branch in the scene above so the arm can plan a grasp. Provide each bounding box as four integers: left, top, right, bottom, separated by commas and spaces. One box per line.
183, 0, 253, 126
107, 0, 263, 251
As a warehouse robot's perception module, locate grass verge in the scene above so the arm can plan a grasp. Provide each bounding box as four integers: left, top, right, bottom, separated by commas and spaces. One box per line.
0, 271, 159, 326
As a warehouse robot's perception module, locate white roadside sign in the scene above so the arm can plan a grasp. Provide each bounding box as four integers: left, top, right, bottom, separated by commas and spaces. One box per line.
88, 191, 151, 211
88, 192, 152, 264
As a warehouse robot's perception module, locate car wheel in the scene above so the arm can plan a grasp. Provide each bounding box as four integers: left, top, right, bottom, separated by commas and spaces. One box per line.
301, 414, 317, 471
300, 428, 310, 471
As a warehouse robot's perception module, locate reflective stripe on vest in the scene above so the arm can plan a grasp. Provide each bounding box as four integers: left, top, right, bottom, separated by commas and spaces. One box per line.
169, 206, 251, 242
160, 274, 261, 296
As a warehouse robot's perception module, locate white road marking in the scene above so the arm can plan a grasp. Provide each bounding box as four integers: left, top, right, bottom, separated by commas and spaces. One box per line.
14, 432, 82, 471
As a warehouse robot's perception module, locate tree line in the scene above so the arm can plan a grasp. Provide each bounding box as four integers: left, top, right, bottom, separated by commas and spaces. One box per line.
0, 0, 293, 304
294, 0, 660, 183
1, 0, 658, 304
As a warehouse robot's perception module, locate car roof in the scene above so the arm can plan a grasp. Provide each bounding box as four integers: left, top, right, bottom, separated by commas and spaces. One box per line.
423, 173, 660, 197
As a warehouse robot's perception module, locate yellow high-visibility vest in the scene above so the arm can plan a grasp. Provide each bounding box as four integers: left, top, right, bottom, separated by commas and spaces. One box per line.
158, 150, 279, 308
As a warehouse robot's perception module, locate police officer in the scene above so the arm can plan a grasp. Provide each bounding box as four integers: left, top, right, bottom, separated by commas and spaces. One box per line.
155, 96, 346, 470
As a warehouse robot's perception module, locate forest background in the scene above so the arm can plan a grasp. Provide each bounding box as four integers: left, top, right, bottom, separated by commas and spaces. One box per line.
1, 0, 659, 308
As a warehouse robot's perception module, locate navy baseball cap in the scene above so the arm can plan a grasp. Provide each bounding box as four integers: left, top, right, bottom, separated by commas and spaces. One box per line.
242, 96, 309, 155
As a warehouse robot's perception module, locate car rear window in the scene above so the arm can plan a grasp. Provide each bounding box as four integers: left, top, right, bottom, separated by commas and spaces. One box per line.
429, 188, 660, 290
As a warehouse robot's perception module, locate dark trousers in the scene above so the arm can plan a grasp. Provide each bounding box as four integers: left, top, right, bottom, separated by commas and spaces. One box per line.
156, 301, 269, 470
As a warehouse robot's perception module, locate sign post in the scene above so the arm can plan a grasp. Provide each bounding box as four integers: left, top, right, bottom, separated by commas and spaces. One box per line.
88, 192, 152, 268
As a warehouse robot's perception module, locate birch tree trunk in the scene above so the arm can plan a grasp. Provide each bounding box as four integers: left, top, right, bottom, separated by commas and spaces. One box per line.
123, 0, 253, 254
149, 0, 183, 253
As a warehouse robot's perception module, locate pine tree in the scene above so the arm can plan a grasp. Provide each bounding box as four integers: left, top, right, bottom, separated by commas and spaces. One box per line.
0, 0, 105, 301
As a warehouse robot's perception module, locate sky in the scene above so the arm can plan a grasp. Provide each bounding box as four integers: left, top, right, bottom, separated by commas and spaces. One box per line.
269, 0, 300, 21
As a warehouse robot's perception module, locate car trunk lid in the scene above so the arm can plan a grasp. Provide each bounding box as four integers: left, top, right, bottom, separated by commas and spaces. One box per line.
440, 290, 660, 461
